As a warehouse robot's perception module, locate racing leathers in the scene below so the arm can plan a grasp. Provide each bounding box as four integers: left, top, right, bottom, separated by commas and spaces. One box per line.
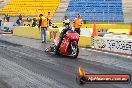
56, 25, 72, 51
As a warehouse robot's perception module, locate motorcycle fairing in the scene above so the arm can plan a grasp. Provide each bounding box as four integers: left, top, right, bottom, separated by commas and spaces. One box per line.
59, 37, 70, 55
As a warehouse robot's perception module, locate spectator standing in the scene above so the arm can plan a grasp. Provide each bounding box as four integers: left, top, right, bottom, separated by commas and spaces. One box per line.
0, 16, 2, 31
39, 14, 48, 43
27, 16, 32, 22
2, 17, 7, 22
32, 17, 37, 27
19, 14, 22, 20
73, 14, 83, 34
16, 17, 23, 26
47, 12, 52, 26
0, 16, 2, 26
63, 16, 70, 27
5, 14, 10, 22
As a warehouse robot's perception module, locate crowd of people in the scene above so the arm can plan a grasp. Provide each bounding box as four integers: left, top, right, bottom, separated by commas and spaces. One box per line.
15, 12, 52, 27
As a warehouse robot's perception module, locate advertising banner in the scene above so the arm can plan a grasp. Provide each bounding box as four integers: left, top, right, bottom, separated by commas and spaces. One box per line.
94, 37, 132, 55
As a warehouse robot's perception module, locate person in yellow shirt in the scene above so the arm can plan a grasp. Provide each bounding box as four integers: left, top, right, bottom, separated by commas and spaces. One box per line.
63, 16, 70, 27
39, 14, 48, 43
73, 14, 83, 34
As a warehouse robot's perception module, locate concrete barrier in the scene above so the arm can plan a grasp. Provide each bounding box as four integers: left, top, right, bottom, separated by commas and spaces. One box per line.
94, 37, 132, 55
13, 26, 62, 41
13, 26, 92, 47
78, 35, 92, 47
13, 26, 41, 39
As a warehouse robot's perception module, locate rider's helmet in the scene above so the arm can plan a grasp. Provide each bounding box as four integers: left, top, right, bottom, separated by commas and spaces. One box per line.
65, 16, 68, 19
65, 25, 72, 30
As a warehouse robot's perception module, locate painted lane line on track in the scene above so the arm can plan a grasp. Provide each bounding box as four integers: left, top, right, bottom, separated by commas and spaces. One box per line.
81, 48, 132, 59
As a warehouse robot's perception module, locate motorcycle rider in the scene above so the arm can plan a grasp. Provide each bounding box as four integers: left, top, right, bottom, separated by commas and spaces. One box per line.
56, 24, 72, 52
63, 16, 70, 27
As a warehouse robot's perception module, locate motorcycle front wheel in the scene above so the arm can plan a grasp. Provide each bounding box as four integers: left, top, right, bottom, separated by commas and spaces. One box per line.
71, 41, 79, 58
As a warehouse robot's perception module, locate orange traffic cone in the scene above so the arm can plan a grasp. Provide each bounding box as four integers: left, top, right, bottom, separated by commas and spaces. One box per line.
129, 22, 132, 35
92, 23, 98, 37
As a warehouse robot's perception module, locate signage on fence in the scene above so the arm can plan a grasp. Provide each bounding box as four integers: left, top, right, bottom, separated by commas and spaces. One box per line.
94, 37, 132, 54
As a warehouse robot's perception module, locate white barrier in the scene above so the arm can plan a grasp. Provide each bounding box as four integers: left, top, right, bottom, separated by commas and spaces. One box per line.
80, 28, 93, 36
1, 22, 14, 31
94, 37, 132, 55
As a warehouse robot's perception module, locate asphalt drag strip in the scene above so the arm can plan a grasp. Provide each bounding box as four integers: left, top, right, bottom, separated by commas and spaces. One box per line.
0, 40, 131, 88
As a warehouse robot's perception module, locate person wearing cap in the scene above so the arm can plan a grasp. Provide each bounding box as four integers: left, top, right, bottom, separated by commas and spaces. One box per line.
73, 14, 83, 34
63, 16, 70, 27
39, 14, 48, 43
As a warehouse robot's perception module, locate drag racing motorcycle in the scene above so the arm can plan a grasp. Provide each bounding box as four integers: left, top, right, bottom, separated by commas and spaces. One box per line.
45, 30, 79, 58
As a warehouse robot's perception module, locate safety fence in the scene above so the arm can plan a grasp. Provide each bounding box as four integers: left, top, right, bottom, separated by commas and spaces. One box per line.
94, 37, 132, 55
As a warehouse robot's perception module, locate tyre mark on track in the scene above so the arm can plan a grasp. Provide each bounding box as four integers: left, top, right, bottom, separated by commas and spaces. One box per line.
0, 43, 131, 88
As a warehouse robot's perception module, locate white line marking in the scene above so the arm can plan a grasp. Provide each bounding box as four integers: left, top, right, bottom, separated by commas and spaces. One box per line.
84, 48, 132, 59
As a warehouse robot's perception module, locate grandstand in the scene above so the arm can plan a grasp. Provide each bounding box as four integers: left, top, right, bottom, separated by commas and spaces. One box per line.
55, 0, 132, 23
0, 0, 132, 23
66, 0, 124, 22
0, 0, 60, 17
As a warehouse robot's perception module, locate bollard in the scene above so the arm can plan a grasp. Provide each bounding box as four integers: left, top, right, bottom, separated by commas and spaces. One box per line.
91, 36, 95, 48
